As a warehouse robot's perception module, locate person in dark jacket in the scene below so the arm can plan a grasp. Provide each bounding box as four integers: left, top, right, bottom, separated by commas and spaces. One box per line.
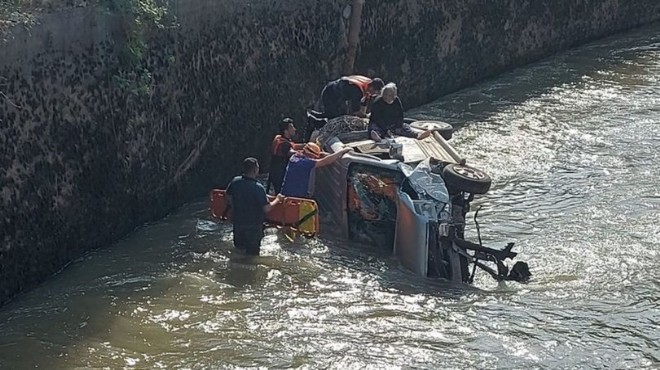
368, 82, 431, 141
226, 157, 283, 256
267, 118, 304, 194
319, 75, 384, 119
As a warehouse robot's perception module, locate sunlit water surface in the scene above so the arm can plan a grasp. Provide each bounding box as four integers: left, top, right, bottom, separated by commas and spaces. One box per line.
1, 24, 659, 369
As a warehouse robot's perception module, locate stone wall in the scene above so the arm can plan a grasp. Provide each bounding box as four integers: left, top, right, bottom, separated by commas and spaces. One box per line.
1, 0, 659, 304
358, 0, 660, 108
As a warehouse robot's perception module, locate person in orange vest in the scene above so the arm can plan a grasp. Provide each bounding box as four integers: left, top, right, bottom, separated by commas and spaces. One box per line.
267, 118, 305, 194
318, 75, 384, 119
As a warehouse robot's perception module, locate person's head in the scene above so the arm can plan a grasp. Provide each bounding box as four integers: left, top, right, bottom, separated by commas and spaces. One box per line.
279, 117, 296, 139
381, 82, 398, 104
302, 142, 322, 159
368, 78, 384, 95
242, 157, 259, 177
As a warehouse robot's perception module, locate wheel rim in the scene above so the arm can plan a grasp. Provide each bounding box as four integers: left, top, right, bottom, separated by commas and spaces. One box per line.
454, 165, 486, 180
413, 121, 452, 131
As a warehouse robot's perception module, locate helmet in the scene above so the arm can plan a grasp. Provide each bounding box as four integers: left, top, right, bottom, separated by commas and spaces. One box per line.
303, 142, 321, 158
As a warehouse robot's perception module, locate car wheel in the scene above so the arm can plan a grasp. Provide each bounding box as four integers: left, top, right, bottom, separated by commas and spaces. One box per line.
403, 117, 417, 124
410, 120, 453, 140
442, 164, 491, 194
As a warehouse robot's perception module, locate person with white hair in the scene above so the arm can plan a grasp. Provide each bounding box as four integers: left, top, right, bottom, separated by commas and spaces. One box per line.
368, 82, 431, 142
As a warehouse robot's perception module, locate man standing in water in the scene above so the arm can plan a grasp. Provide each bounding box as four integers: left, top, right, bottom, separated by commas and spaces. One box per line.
226, 157, 283, 256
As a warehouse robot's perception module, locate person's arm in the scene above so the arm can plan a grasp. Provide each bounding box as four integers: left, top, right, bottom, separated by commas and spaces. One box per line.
355, 105, 368, 118
368, 98, 384, 127
395, 97, 404, 126
277, 141, 296, 158
363, 94, 376, 114
348, 85, 366, 117
315, 147, 352, 168
263, 193, 284, 213
226, 179, 234, 201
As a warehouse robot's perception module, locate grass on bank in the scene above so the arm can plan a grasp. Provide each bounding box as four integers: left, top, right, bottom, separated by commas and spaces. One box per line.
1, 0, 174, 97
0, 0, 92, 38
0, 0, 169, 39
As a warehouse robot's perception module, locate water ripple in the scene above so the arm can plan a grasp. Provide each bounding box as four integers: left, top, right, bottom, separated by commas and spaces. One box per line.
1, 22, 660, 370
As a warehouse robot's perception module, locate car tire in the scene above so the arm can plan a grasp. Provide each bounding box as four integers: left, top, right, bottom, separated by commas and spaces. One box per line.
442, 164, 492, 194
410, 120, 453, 140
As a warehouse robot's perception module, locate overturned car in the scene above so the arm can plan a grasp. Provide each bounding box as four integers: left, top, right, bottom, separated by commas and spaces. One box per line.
311, 117, 530, 284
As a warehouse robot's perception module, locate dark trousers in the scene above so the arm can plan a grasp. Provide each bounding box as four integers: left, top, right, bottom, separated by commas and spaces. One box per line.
233, 226, 264, 256
267, 170, 284, 194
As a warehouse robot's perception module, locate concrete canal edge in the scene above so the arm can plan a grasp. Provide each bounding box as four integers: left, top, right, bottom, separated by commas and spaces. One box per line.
1, 0, 659, 305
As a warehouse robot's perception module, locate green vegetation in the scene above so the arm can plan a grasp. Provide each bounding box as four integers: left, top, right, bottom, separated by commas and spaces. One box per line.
0, 1, 35, 36
1, 0, 175, 96
103, 0, 175, 96
0, 1, 87, 34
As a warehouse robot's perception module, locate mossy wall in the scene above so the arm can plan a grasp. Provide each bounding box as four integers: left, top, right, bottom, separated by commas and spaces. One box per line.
1, 0, 659, 304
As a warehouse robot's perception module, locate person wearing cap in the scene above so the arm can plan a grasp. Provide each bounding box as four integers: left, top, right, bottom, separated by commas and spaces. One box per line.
280, 142, 352, 198
226, 157, 284, 255
368, 82, 432, 142
267, 118, 305, 194
318, 75, 385, 119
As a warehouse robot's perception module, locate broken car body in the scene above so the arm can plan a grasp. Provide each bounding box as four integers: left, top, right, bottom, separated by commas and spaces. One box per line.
311, 117, 530, 284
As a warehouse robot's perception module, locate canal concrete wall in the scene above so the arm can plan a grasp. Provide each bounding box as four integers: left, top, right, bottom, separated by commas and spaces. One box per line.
1, 0, 659, 304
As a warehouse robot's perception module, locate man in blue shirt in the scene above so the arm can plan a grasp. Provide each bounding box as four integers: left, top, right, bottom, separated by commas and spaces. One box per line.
226, 157, 283, 255
281, 142, 352, 198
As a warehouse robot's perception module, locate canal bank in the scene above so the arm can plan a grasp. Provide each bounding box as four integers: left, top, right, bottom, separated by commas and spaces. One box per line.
1, 0, 660, 304
0, 22, 658, 368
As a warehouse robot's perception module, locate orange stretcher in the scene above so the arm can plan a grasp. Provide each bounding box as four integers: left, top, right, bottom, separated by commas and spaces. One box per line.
209, 189, 320, 237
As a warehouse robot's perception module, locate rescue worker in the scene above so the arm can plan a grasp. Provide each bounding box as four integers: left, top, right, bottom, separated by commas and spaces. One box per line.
226, 157, 284, 256
267, 118, 304, 194
280, 142, 352, 198
318, 75, 385, 119
368, 82, 432, 141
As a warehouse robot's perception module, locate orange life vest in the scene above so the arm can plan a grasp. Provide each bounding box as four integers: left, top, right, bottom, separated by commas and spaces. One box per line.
271, 135, 292, 156
341, 75, 372, 96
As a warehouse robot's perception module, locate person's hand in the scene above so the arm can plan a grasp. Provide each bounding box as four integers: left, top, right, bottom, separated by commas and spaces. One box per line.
417, 130, 432, 140
276, 193, 285, 203
342, 146, 353, 154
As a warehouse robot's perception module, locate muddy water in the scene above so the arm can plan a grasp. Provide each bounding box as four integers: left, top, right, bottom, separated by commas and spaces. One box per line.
0, 23, 659, 368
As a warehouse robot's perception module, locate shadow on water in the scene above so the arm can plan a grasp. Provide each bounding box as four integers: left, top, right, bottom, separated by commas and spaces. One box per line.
406, 22, 660, 127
